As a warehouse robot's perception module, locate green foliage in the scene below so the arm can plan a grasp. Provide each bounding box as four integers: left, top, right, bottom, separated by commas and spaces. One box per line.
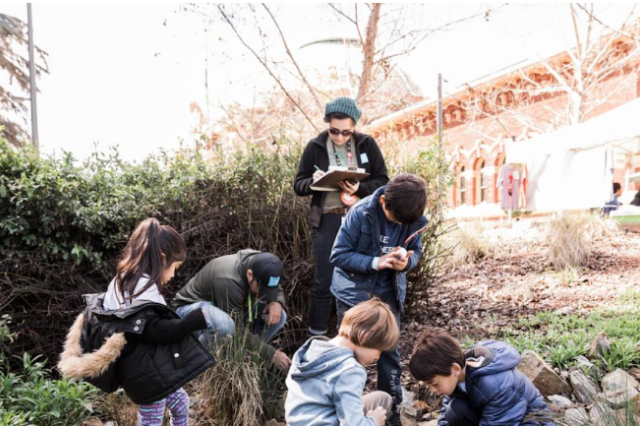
0, 316, 97, 426
1, 134, 450, 362
0, 140, 209, 272
464, 291, 640, 371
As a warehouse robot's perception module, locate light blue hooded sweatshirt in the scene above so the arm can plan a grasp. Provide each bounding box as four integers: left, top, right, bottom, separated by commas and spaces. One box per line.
285, 337, 377, 426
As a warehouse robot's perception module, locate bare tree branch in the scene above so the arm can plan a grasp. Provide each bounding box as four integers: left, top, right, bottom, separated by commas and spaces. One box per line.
217, 5, 320, 133
262, 4, 323, 113
372, 5, 509, 67
576, 3, 640, 43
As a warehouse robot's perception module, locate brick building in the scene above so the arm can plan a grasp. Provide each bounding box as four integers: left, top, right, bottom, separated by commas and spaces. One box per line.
364, 31, 640, 213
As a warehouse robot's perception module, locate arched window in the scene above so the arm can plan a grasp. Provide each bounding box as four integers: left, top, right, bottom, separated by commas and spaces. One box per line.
473, 159, 486, 204
459, 166, 466, 205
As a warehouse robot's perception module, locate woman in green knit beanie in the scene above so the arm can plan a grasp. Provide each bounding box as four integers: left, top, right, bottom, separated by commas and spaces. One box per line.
293, 97, 389, 336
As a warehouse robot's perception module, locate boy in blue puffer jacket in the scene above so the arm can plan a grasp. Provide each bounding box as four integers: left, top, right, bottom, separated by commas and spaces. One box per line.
409, 328, 551, 426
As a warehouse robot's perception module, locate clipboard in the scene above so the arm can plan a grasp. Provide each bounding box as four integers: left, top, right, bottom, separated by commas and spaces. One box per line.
311, 169, 370, 192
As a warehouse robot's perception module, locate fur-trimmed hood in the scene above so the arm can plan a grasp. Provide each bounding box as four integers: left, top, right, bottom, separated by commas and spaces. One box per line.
57, 293, 216, 405
58, 313, 126, 380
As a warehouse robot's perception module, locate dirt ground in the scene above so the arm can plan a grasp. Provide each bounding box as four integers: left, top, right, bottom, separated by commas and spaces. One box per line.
391, 217, 640, 407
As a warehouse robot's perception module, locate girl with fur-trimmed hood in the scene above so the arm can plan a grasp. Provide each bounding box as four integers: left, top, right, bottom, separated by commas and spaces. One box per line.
58, 218, 215, 426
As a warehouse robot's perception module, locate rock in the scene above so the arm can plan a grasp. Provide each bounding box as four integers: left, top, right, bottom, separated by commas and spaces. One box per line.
601, 368, 640, 409
400, 410, 418, 426
518, 351, 572, 397
587, 332, 610, 359
575, 355, 600, 381
417, 420, 438, 426
602, 368, 640, 394
82, 420, 103, 426
569, 369, 600, 404
628, 367, 640, 381
565, 407, 590, 425
611, 407, 640, 424
554, 306, 574, 315
264, 420, 285, 426
548, 394, 574, 410
414, 400, 431, 413
589, 403, 611, 426
575, 355, 596, 371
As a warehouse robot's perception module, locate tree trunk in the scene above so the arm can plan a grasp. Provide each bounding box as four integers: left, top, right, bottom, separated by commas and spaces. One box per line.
356, 4, 381, 103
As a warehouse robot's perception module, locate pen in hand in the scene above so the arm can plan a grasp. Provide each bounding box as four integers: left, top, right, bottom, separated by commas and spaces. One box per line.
313, 165, 324, 182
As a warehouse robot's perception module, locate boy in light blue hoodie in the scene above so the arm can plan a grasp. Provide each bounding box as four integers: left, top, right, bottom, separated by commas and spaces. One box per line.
285, 299, 399, 426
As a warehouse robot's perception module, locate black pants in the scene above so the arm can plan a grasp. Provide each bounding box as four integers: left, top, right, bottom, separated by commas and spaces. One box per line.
308, 213, 343, 334
444, 397, 481, 426
336, 293, 403, 406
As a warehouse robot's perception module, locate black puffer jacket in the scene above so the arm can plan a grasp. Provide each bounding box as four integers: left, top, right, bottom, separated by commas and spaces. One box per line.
58, 293, 215, 405
293, 130, 389, 228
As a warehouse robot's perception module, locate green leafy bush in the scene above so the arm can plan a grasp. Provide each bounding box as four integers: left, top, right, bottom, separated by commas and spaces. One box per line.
1, 135, 449, 425
0, 137, 448, 365
0, 316, 97, 426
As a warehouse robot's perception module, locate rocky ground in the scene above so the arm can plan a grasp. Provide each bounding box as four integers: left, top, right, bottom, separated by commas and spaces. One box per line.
394, 218, 640, 424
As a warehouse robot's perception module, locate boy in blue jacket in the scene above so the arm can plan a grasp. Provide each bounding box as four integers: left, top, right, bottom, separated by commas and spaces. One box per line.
409, 328, 550, 426
330, 173, 428, 425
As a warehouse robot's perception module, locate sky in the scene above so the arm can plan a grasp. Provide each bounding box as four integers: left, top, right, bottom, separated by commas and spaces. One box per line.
1, 3, 637, 162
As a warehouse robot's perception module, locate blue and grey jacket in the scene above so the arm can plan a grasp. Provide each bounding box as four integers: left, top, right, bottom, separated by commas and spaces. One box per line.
329, 186, 427, 311
438, 341, 550, 426
285, 337, 377, 426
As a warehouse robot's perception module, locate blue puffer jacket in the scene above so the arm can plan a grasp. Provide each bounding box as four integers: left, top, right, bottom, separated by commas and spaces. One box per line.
329, 186, 427, 311
438, 341, 550, 426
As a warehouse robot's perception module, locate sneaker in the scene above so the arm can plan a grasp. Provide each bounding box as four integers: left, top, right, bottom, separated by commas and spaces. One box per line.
386, 411, 403, 426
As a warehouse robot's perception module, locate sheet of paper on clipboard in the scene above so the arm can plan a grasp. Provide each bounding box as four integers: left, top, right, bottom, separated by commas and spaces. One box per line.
310, 166, 369, 192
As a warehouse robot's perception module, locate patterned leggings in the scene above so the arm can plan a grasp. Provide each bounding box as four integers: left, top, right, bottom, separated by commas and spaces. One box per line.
137, 388, 190, 426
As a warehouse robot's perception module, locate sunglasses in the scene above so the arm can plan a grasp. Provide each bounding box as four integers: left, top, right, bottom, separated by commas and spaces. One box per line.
329, 127, 354, 137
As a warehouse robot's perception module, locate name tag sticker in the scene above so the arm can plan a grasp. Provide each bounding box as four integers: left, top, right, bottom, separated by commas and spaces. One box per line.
360, 153, 369, 164
268, 276, 280, 287
513, 171, 520, 180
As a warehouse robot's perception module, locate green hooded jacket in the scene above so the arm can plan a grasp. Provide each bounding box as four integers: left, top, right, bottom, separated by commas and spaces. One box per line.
172, 249, 286, 359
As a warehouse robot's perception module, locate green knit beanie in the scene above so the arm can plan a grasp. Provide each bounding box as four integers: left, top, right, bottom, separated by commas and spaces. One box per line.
325, 97, 362, 125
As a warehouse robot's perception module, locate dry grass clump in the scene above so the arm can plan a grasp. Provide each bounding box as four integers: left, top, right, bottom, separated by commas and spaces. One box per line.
524, 397, 640, 426
199, 331, 278, 426
95, 390, 138, 426
547, 213, 619, 269
443, 220, 491, 268
552, 265, 581, 288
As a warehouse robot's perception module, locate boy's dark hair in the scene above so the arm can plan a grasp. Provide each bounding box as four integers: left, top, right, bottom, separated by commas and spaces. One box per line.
384, 173, 427, 224
324, 111, 354, 124
613, 182, 621, 193
409, 327, 466, 382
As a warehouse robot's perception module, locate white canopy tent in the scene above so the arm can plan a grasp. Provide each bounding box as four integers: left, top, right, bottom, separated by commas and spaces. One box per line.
505, 97, 640, 212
